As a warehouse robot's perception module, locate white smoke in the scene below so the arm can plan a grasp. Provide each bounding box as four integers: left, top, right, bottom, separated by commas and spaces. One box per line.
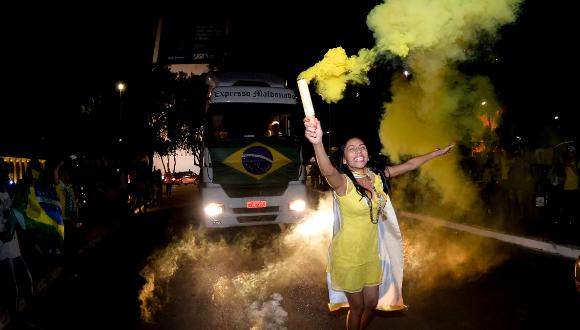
247, 293, 288, 330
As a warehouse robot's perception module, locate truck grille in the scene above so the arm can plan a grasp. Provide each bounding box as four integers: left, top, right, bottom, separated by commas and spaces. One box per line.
232, 206, 280, 214
221, 184, 288, 198
236, 215, 278, 223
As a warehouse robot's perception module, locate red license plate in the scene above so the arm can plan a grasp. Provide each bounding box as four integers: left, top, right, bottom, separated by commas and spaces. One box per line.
246, 200, 267, 208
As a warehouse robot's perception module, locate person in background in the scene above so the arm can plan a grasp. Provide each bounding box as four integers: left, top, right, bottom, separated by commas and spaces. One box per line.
164, 171, 173, 196
506, 150, 533, 225
304, 116, 454, 330
11, 157, 65, 276
560, 146, 579, 225
55, 159, 82, 256
151, 168, 163, 207
0, 159, 33, 327
56, 160, 79, 223
308, 157, 321, 189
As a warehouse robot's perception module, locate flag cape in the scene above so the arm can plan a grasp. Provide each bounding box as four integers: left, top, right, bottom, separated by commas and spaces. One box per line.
327, 192, 407, 312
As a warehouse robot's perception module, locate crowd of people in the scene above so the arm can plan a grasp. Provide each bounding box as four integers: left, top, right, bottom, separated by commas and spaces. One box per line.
0, 156, 70, 328
469, 144, 579, 238
0, 154, 177, 328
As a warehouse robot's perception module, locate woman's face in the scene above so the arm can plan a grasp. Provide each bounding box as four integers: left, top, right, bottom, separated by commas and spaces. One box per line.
343, 137, 368, 171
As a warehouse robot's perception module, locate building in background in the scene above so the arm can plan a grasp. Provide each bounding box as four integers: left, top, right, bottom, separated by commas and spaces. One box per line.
0, 157, 45, 183
152, 13, 227, 75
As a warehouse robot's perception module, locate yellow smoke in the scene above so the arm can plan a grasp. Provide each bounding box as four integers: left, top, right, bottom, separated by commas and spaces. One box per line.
297, 0, 524, 226
379, 65, 504, 210
371, 0, 521, 211
298, 47, 377, 103
401, 217, 509, 292
367, 0, 522, 58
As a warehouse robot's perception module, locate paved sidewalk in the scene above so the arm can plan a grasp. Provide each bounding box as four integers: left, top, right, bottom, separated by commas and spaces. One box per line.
402, 211, 580, 259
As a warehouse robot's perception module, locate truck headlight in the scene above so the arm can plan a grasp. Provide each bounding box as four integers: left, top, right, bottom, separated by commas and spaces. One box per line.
204, 203, 224, 217
289, 199, 306, 212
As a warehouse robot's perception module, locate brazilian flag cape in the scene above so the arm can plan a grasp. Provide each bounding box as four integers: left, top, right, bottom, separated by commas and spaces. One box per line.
208, 138, 302, 185
7, 174, 64, 253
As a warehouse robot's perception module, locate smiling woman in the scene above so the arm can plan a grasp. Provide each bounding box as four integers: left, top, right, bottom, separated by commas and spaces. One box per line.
303, 115, 455, 329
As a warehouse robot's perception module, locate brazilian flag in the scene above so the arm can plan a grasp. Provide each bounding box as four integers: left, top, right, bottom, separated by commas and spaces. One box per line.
209, 138, 302, 185
8, 179, 64, 254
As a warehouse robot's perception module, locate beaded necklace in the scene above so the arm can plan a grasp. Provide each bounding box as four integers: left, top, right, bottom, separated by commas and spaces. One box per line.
352, 169, 386, 224
352, 170, 367, 179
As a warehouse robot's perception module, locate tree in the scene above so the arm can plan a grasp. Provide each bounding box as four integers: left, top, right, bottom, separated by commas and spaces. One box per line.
145, 64, 206, 173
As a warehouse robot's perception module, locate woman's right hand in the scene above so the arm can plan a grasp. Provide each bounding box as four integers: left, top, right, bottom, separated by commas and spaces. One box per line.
304, 117, 323, 145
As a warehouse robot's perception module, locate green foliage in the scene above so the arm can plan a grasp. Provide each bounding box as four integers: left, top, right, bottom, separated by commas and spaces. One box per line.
145, 64, 206, 170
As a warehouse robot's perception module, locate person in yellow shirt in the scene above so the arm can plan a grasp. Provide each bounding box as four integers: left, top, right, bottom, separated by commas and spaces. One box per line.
560, 146, 579, 224
304, 116, 454, 330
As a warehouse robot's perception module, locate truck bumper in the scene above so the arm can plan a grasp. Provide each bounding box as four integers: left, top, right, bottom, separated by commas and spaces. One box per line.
200, 183, 307, 228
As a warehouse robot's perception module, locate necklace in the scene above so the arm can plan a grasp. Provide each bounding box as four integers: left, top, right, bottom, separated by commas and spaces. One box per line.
369, 184, 383, 224
356, 171, 386, 224
351, 169, 387, 224
352, 169, 368, 179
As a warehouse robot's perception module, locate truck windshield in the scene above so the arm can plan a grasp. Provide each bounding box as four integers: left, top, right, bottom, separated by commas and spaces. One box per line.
207, 103, 299, 139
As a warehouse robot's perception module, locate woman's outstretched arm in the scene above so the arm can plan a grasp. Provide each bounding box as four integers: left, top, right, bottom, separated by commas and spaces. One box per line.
386, 143, 455, 178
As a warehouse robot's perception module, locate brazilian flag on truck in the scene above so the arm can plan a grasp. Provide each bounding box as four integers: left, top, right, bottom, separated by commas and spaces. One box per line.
208, 139, 302, 185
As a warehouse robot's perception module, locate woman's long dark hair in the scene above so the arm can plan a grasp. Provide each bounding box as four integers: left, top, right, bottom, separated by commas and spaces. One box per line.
333, 138, 391, 223
333, 139, 391, 199
334, 141, 371, 200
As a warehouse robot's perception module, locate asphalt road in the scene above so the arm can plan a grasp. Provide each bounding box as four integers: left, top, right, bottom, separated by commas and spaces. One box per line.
12, 184, 580, 330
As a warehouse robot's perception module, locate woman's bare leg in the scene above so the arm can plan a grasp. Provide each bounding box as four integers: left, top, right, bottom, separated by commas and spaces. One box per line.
345, 291, 364, 330
360, 285, 379, 329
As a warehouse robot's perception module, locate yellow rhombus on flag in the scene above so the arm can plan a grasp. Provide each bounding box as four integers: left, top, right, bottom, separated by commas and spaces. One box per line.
222, 142, 291, 180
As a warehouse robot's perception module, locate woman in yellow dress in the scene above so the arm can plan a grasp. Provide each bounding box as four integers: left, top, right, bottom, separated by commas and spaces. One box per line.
304, 116, 454, 330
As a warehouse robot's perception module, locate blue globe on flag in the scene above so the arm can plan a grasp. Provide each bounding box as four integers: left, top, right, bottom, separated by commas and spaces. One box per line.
241, 146, 273, 175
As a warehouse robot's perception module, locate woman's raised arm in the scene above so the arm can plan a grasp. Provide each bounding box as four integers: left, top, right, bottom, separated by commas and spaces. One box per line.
304, 117, 345, 193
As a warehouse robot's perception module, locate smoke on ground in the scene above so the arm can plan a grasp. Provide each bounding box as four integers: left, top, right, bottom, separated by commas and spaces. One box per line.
138, 194, 334, 327
139, 193, 510, 328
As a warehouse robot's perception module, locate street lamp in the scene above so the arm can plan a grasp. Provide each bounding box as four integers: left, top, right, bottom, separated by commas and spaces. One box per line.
117, 82, 125, 141
117, 82, 125, 96
117, 82, 125, 172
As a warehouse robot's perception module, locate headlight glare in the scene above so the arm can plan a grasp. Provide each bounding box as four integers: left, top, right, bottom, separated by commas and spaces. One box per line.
289, 199, 306, 212
204, 203, 224, 217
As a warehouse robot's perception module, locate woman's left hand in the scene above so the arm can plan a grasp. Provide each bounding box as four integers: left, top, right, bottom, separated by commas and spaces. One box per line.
436, 142, 456, 156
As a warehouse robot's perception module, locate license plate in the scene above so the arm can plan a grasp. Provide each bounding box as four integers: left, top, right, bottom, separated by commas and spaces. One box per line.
247, 200, 267, 208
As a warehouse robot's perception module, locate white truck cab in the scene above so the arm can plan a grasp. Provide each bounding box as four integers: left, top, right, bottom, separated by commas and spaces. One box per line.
199, 72, 307, 228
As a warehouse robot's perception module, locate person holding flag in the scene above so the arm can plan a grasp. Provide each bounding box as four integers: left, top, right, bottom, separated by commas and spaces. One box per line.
9, 157, 65, 262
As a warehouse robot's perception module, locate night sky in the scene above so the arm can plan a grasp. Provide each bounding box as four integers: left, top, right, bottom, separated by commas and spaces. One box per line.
2, 0, 578, 156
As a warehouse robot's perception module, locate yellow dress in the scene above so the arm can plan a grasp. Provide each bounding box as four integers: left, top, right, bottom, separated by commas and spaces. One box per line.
329, 172, 388, 293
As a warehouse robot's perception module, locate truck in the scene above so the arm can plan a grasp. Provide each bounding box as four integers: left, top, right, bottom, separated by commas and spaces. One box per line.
199, 71, 308, 228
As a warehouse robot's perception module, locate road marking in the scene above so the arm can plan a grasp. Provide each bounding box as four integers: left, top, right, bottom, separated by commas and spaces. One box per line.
401, 211, 580, 260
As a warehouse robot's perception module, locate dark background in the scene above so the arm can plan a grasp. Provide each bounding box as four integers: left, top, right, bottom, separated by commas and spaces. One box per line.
2, 0, 578, 156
